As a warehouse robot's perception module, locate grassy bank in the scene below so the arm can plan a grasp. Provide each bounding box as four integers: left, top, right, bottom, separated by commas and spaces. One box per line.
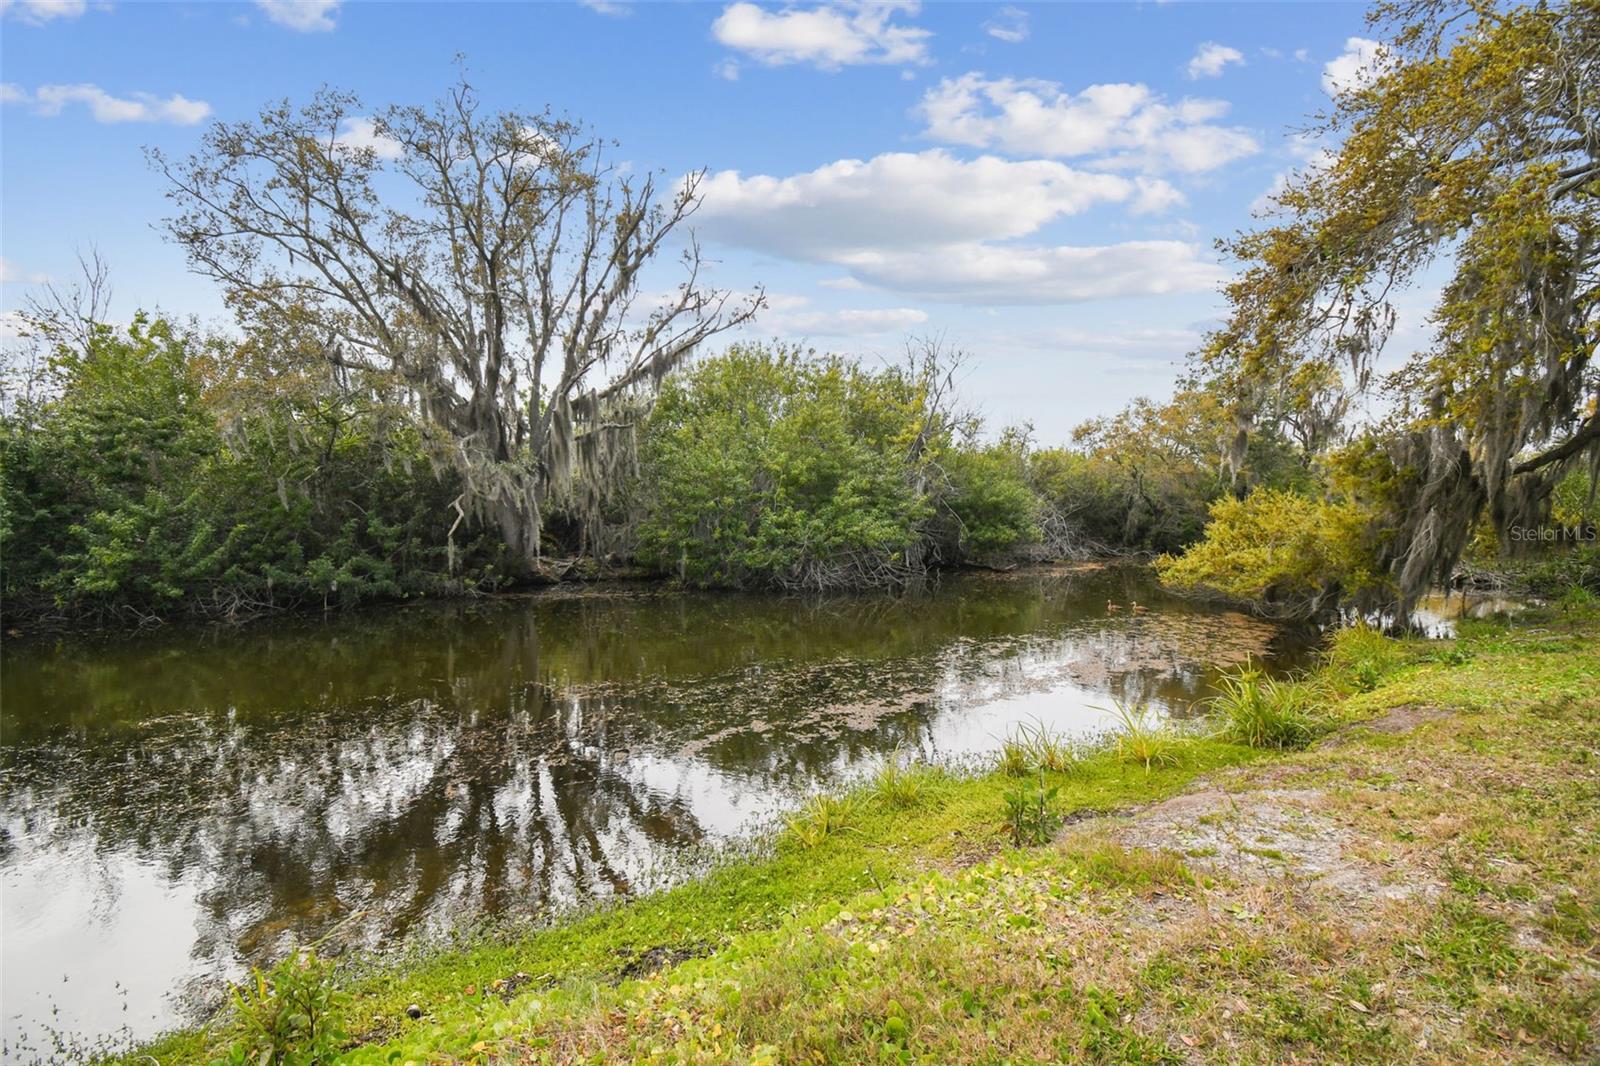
129, 605, 1599, 1065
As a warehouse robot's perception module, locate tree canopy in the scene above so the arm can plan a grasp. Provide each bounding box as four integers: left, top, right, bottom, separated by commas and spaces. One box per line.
1197, 0, 1599, 611
153, 78, 759, 571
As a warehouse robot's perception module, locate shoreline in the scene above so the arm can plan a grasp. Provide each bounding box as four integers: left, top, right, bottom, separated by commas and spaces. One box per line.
103, 603, 1600, 1065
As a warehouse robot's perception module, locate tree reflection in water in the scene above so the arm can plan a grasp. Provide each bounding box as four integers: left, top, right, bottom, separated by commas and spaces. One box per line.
0, 567, 1306, 1049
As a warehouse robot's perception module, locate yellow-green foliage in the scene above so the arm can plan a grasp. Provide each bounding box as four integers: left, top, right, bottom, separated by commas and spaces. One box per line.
1155, 488, 1382, 616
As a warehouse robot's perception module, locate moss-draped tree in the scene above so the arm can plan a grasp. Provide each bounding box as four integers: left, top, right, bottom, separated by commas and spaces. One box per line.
154, 79, 759, 571
1198, 0, 1599, 612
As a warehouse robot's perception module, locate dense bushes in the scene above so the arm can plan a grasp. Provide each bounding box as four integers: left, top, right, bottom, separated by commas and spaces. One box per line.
1154, 488, 1383, 618
635, 346, 932, 589
1, 316, 499, 624
634, 345, 1058, 589
28, 318, 1581, 626
939, 440, 1040, 559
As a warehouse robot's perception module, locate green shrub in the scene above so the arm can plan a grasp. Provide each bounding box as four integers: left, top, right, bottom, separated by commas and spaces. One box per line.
1155, 488, 1383, 619
1003, 769, 1062, 846
210, 945, 347, 1066
939, 442, 1039, 558
1205, 663, 1324, 749
637, 345, 932, 590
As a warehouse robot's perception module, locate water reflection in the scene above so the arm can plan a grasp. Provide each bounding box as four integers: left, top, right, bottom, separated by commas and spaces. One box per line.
0, 566, 1307, 1053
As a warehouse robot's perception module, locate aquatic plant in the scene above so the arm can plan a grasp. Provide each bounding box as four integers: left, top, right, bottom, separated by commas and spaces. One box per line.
1205, 662, 1324, 750
871, 754, 938, 809
996, 719, 1081, 777
783, 793, 861, 849
1100, 699, 1178, 772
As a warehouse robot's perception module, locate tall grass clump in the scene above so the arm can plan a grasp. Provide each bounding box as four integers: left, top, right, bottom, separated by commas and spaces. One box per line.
1205, 662, 1324, 750
996, 719, 1081, 776
1100, 699, 1178, 771
1326, 622, 1405, 691
871, 754, 941, 809
782, 793, 861, 849
213, 944, 348, 1066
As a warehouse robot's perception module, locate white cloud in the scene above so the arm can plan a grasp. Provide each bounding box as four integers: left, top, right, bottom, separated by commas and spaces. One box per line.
917, 73, 1258, 174
1131, 176, 1186, 215
1293, 48, 1311, 62
712, 1, 931, 70
1186, 41, 1243, 79
331, 116, 403, 160
692, 150, 1211, 305
255, 0, 340, 32
0, 258, 50, 284
694, 149, 1178, 261
757, 293, 929, 336
578, 0, 631, 14
818, 276, 865, 290
1323, 36, 1389, 94
715, 59, 742, 81
834, 241, 1221, 304
1003, 322, 1204, 367
984, 5, 1028, 43
0, 0, 87, 25
5, 83, 211, 125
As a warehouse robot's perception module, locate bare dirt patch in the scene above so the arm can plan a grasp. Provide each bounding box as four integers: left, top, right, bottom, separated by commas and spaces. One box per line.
1091, 785, 1438, 908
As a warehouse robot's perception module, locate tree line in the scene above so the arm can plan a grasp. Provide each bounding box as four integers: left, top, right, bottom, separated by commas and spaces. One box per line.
0, 295, 1295, 625
3, 0, 1596, 627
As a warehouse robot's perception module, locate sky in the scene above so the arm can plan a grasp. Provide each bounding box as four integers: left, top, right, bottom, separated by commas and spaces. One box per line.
0, 0, 1392, 439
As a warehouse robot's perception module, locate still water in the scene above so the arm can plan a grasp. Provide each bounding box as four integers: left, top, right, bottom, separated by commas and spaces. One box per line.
0, 565, 1307, 1054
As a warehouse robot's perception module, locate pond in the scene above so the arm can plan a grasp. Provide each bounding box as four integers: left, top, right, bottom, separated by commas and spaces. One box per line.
0, 564, 1312, 1056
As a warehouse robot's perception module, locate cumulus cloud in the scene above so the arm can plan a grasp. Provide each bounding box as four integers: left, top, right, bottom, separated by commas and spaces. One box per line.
1186, 41, 1243, 79
755, 293, 929, 337
0, 0, 87, 24
1323, 36, 1389, 94
331, 116, 403, 160
4, 83, 211, 124
712, 1, 931, 71
694, 149, 1179, 261
692, 151, 1212, 304
984, 5, 1029, 43
834, 241, 1221, 304
917, 73, 1258, 174
255, 0, 340, 32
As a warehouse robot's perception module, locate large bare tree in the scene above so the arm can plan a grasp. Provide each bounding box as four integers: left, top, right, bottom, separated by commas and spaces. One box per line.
153, 80, 760, 569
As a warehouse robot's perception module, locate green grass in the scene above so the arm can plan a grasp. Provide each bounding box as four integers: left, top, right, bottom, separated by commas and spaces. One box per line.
123, 603, 1600, 1066
1100, 698, 1181, 771
122, 733, 1261, 1066
1204, 661, 1326, 749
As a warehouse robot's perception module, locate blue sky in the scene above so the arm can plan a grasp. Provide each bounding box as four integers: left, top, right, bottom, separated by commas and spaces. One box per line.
0, 0, 1385, 438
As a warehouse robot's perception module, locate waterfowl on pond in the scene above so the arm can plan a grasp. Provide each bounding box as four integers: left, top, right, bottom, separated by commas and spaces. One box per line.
1130, 602, 1149, 614
1106, 600, 1123, 613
